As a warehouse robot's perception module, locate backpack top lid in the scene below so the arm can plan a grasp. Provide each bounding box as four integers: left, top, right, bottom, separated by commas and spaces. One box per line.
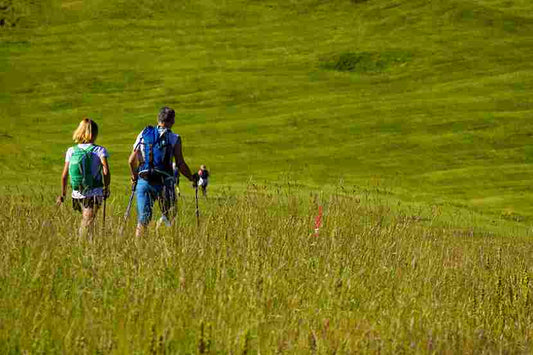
138, 126, 173, 179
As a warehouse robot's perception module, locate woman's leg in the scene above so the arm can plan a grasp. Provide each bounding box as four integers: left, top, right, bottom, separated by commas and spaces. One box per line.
79, 197, 100, 238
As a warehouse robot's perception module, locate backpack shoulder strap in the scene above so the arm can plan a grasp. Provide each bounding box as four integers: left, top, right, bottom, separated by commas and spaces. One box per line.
86, 144, 97, 153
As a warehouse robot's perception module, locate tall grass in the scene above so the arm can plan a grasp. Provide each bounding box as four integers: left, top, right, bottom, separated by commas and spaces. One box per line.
1, 186, 532, 353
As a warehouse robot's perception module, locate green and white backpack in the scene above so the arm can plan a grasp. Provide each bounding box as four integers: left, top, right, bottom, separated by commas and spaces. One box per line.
68, 145, 103, 193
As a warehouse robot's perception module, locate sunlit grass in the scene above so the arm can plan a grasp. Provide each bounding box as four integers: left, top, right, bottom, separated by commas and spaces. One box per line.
1, 185, 532, 353
1, 1, 533, 352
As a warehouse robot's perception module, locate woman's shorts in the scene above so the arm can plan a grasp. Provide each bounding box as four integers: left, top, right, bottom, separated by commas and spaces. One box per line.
72, 196, 102, 212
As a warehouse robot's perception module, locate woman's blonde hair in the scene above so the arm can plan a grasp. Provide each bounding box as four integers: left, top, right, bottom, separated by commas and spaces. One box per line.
72, 118, 98, 144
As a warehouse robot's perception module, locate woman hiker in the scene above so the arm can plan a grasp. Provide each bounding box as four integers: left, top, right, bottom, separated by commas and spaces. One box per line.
57, 118, 111, 237
128, 106, 197, 237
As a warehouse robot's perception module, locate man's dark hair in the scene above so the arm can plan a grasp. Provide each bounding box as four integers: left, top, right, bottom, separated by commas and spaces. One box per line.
158, 106, 175, 125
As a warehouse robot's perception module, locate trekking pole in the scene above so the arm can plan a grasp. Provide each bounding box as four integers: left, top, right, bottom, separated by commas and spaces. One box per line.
195, 184, 200, 227
120, 181, 137, 234
102, 193, 107, 236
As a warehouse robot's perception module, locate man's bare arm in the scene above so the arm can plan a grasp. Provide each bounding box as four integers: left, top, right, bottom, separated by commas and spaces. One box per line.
128, 150, 139, 182
173, 141, 194, 181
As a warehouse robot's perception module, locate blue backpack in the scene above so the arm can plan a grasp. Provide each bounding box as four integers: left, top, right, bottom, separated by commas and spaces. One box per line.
138, 126, 173, 180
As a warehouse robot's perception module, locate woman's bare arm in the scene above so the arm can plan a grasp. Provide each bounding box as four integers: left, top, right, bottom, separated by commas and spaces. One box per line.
57, 162, 69, 205
100, 156, 111, 188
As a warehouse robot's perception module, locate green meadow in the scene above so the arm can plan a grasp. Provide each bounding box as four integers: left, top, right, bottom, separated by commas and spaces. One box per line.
1, 0, 533, 353
1, 0, 532, 218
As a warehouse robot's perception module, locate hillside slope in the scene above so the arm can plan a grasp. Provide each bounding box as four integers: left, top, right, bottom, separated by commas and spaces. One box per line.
1, 0, 532, 219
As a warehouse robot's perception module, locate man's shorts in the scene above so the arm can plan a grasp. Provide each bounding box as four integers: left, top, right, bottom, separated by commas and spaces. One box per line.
136, 177, 175, 225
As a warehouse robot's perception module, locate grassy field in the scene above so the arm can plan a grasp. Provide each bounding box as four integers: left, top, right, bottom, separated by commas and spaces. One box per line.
1, 185, 533, 353
1, 0, 533, 353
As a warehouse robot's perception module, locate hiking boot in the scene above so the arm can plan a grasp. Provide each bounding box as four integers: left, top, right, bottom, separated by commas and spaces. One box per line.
157, 215, 171, 229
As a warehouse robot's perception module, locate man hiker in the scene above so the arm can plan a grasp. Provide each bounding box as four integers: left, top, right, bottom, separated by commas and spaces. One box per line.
57, 118, 111, 237
198, 164, 209, 197
128, 106, 197, 237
